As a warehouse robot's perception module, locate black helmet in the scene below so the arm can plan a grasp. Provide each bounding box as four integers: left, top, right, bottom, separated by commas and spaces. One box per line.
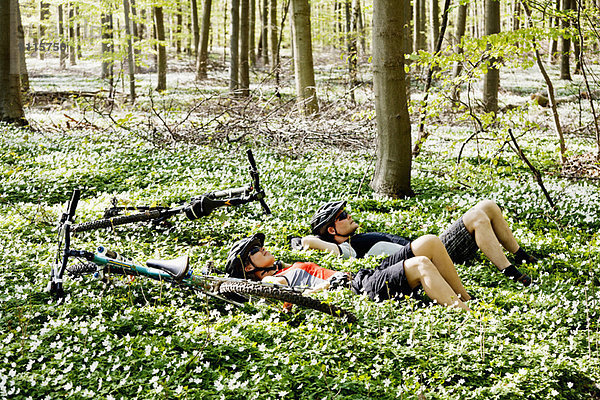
225, 233, 265, 278
310, 201, 346, 236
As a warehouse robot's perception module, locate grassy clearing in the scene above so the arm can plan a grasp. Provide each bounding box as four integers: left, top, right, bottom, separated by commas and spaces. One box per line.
1, 56, 600, 399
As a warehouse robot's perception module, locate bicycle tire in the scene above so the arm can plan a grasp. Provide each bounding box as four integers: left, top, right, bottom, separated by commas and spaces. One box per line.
219, 281, 356, 322
72, 209, 172, 233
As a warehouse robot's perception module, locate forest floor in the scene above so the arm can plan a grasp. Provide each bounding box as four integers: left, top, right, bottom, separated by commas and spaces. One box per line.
1, 51, 600, 399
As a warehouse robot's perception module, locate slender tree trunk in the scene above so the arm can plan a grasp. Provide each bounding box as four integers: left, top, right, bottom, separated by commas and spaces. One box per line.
269, 0, 278, 73
413, 0, 423, 50
176, 2, 183, 54
230, 0, 240, 92
68, 3, 76, 65
261, 0, 269, 64
76, 8, 81, 58
0, 0, 26, 125
348, 0, 359, 100
483, 0, 500, 114
59, 5, 66, 69
130, 0, 142, 73
548, 0, 560, 63
371, 0, 413, 197
154, 6, 167, 91
39, 2, 50, 60
291, 0, 319, 114
451, 2, 467, 103
560, 0, 572, 80
191, 0, 200, 56
124, 0, 136, 101
249, 0, 256, 64
240, 0, 250, 96
196, 0, 212, 79
17, 1, 29, 93
429, 0, 440, 53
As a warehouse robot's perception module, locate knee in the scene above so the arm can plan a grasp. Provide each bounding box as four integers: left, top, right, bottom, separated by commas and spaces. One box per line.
411, 256, 437, 277
476, 199, 502, 215
468, 209, 491, 229
416, 234, 444, 249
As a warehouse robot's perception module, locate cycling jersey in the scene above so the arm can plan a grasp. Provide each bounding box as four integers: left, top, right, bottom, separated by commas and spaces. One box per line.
275, 262, 348, 289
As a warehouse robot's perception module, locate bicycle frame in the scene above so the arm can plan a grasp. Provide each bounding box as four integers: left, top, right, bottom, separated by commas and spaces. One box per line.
71, 149, 270, 233
66, 246, 258, 306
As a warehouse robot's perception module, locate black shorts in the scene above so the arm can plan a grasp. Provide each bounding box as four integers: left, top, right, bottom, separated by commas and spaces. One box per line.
351, 243, 418, 302
439, 217, 479, 264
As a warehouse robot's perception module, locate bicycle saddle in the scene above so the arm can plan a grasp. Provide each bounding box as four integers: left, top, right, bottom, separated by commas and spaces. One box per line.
146, 255, 190, 281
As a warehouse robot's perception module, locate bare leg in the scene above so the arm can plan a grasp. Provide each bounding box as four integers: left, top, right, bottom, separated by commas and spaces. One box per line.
462, 200, 519, 270
410, 235, 471, 301
404, 256, 471, 311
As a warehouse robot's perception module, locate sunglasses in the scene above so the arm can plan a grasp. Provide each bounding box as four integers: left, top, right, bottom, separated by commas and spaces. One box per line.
248, 246, 262, 256
336, 210, 349, 221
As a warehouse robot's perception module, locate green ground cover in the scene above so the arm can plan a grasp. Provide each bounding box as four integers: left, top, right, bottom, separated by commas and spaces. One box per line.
1, 113, 599, 399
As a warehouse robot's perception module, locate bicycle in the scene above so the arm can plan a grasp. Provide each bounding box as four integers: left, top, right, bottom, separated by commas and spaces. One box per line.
70, 150, 271, 233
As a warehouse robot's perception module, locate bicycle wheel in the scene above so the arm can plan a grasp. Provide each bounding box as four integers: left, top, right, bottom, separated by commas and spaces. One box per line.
219, 281, 356, 322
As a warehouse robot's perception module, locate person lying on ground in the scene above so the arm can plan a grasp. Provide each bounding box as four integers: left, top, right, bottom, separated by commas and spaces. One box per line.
301, 200, 537, 287
226, 232, 475, 311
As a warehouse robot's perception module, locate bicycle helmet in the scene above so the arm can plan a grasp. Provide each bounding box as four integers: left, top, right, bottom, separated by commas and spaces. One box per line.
225, 233, 265, 278
310, 201, 346, 236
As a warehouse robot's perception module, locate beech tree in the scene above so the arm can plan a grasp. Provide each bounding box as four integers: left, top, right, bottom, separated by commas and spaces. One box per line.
291, 0, 319, 114
196, 0, 212, 79
371, 0, 412, 197
154, 5, 167, 91
0, 0, 26, 125
483, 0, 500, 113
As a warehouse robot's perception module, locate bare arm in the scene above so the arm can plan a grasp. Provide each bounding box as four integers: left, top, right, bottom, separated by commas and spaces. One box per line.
301, 235, 340, 255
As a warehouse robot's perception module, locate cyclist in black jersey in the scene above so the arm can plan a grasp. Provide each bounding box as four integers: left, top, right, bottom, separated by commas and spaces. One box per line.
302, 200, 537, 286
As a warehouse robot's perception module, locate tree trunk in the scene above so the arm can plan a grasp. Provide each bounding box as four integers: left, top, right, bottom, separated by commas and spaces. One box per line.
191, 0, 200, 56
17, 1, 29, 93
59, 5, 66, 69
230, 0, 240, 93
559, 0, 572, 80
176, 2, 183, 54
483, 0, 500, 114
269, 0, 278, 73
39, 2, 50, 60
429, 0, 439, 53
548, 0, 560, 64
240, 0, 250, 96
413, 0, 425, 50
371, 0, 412, 197
348, 0, 359, 100
249, 0, 256, 64
261, 0, 269, 64
154, 6, 167, 91
124, 0, 136, 101
130, 0, 142, 73
451, 1, 467, 103
196, 0, 212, 79
68, 3, 76, 65
0, 0, 26, 125
291, 0, 319, 114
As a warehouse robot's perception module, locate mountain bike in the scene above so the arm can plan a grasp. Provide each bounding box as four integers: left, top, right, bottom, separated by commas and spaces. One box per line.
70, 150, 271, 233
61, 245, 355, 321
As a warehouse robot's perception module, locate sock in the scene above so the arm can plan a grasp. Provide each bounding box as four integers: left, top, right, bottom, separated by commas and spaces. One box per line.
514, 247, 537, 265
502, 264, 532, 286
502, 265, 523, 279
